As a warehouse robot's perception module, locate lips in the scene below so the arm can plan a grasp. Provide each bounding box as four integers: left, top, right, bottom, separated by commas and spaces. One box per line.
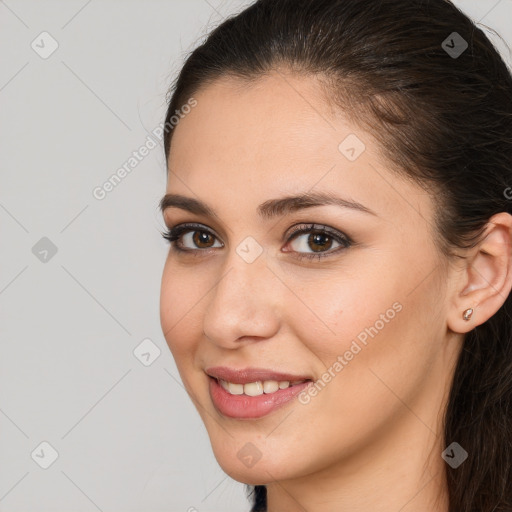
208, 373, 313, 419
204, 366, 313, 385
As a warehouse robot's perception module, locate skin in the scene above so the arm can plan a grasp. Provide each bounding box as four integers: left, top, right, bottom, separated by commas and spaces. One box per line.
159, 69, 512, 511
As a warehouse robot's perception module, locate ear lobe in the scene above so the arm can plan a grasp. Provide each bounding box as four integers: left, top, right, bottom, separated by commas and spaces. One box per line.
447, 212, 512, 334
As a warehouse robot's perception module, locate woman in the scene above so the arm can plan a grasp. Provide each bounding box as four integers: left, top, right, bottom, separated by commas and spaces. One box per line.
159, 0, 512, 510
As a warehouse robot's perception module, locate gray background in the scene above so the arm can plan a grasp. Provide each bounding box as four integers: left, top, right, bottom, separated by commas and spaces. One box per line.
0, 1, 511, 511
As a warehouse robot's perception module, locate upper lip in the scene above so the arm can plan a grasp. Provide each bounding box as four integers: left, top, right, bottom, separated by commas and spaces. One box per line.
205, 366, 312, 384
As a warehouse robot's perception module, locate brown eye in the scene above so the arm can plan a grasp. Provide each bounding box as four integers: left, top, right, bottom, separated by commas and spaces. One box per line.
285, 223, 352, 261
288, 230, 340, 253
308, 232, 334, 252
161, 223, 223, 252
191, 230, 216, 248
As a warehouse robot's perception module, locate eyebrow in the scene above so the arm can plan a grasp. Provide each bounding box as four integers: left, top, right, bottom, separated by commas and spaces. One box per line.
160, 191, 377, 220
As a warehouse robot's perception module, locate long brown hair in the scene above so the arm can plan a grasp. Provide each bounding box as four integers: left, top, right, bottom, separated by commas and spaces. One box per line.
162, 1, 512, 510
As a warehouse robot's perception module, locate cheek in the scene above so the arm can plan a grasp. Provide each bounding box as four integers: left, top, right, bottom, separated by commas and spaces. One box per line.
159, 261, 199, 359
289, 257, 439, 409
285, 265, 403, 361
297, 265, 442, 422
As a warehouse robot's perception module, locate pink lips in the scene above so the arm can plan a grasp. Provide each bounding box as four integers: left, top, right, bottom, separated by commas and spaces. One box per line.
205, 366, 313, 419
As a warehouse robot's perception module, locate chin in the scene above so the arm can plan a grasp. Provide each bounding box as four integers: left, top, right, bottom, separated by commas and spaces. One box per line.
212, 447, 297, 486
218, 464, 277, 486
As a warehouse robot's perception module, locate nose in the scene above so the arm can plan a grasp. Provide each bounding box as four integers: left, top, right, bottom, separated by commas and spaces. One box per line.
202, 248, 281, 349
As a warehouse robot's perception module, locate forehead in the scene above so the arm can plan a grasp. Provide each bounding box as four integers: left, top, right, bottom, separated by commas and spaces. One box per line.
165, 71, 434, 228
169, 71, 339, 166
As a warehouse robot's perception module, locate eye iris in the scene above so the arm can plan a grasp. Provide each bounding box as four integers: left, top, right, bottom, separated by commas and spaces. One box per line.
309, 232, 332, 252
193, 231, 214, 248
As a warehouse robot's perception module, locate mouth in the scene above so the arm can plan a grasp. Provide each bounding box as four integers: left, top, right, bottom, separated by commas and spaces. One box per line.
205, 367, 314, 419
210, 376, 312, 396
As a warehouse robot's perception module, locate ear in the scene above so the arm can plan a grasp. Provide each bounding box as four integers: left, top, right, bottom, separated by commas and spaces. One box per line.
447, 212, 512, 334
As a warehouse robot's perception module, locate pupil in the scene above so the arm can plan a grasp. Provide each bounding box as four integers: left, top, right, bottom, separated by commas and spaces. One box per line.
194, 231, 212, 247
310, 233, 331, 252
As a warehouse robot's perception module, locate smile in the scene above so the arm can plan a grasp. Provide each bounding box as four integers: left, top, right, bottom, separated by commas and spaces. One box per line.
208, 376, 312, 419
218, 378, 309, 396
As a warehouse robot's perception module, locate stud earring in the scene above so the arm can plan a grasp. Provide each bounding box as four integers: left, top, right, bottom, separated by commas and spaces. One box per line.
463, 308, 474, 321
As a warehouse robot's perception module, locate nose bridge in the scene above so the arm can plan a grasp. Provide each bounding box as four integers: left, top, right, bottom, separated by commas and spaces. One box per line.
202, 244, 280, 346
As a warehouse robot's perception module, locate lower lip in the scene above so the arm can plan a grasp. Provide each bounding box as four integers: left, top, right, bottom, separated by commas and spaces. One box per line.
208, 377, 312, 419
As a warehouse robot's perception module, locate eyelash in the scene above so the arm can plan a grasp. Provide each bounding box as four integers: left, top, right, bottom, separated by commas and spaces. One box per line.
161, 222, 353, 261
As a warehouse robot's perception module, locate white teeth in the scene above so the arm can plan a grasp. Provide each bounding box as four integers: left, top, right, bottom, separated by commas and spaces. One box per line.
244, 381, 263, 396
220, 380, 244, 394
263, 380, 279, 393
219, 379, 308, 396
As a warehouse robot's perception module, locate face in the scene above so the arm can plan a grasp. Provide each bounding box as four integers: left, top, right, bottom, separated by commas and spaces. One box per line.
159, 70, 457, 485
